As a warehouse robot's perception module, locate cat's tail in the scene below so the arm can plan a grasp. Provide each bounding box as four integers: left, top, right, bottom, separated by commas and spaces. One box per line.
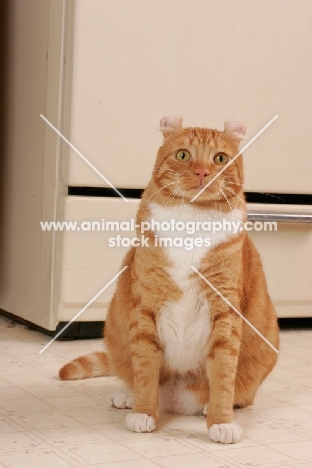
59, 351, 112, 380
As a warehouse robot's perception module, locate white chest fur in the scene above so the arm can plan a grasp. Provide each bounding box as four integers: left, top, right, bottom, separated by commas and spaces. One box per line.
148, 202, 244, 372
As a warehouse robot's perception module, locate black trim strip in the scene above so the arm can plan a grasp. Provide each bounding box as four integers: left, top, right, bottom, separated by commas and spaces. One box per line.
278, 317, 312, 330
68, 187, 144, 199
245, 192, 312, 205
68, 187, 312, 205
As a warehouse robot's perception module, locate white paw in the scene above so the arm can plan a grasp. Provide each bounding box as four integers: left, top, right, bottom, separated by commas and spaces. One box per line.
125, 413, 156, 433
208, 423, 242, 444
111, 391, 133, 409
202, 404, 208, 416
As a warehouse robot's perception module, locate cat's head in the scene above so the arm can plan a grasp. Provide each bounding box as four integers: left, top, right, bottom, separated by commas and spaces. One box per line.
149, 116, 246, 207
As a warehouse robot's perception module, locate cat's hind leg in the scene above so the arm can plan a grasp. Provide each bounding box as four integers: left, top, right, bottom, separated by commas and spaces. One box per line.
202, 403, 208, 416
125, 413, 157, 433
111, 391, 133, 409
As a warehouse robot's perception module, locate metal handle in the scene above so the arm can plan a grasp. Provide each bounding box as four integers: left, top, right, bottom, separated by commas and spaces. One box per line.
247, 211, 312, 223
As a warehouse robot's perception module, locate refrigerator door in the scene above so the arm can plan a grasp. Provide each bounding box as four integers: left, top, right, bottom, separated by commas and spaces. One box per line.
0, 0, 66, 331
247, 203, 312, 318
62, 0, 312, 193
57, 197, 139, 322
59, 198, 312, 321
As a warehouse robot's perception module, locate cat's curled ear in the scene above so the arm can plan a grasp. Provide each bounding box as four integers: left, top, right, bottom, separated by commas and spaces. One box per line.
224, 121, 246, 141
160, 116, 183, 137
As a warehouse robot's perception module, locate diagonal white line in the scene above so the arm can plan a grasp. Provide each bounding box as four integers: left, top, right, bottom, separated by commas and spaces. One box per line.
191, 266, 279, 354
40, 114, 129, 202
190, 115, 278, 202
39, 266, 128, 354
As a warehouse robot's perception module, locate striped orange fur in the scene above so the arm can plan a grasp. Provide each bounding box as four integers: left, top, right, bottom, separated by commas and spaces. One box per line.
59, 117, 279, 443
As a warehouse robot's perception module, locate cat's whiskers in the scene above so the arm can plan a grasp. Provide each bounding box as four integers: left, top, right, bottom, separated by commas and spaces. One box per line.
147, 180, 179, 202
180, 186, 186, 207
175, 185, 186, 208
218, 187, 235, 216
211, 192, 219, 214
175, 183, 190, 206
168, 186, 181, 208
159, 183, 180, 207
224, 185, 255, 221
164, 184, 184, 209
167, 189, 179, 209
161, 188, 177, 208
218, 193, 222, 217
214, 191, 221, 214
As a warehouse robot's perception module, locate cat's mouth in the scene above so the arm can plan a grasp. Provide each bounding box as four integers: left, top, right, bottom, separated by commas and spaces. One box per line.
191, 184, 207, 190
189, 183, 213, 192
185, 184, 220, 201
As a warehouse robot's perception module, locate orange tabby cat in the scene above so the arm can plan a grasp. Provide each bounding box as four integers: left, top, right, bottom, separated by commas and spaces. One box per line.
59, 117, 279, 444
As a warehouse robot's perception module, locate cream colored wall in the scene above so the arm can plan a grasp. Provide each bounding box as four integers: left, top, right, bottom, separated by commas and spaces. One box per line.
64, 0, 312, 193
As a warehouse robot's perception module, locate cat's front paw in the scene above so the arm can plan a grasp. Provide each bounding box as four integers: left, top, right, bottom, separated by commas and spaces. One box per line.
125, 413, 156, 433
208, 423, 242, 444
111, 391, 133, 409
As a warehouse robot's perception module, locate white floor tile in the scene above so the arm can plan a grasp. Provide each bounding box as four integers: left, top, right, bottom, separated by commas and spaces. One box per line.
160, 414, 207, 434
216, 445, 298, 466
251, 392, 286, 409
31, 425, 111, 447
45, 395, 102, 410
275, 390, 312, 406
151, 451, 241, 468
1, 373, 56, 386
95, 460, 162, 468
0, 417, 27, 434
65, 407, 125, 425
20, 384, 83, 399
286, 419, 312, 437
0, 398, 57, 415
0, 447, 78, 468
298, 403, 312, 413
8, 411, 82, 431
63, 441, 144, 464
0, 315, 312, 467
269, 440, 312, 463
120, 437, 197, 458
0, 386, 36, 401
253, 405, 312, 422
244, 424, 308, 444
0, 431, 45, 453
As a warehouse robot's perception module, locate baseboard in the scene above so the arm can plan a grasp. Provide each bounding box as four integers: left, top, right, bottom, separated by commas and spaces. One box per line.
0, 309, 104, 340
1, 309, 311, 340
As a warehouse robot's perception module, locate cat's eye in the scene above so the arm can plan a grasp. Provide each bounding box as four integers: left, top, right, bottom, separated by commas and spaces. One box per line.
176, 150, 191, 162
214, 153, 228, 165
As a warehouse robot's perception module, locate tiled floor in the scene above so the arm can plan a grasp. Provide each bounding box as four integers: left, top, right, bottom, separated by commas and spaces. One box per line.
1, 315, 312, 468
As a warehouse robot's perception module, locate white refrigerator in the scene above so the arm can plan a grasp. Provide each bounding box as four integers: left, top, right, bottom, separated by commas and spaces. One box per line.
1, 0, 312, 335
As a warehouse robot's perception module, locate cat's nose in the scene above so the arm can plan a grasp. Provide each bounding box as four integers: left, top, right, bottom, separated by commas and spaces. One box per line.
194, 169, 209, 185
